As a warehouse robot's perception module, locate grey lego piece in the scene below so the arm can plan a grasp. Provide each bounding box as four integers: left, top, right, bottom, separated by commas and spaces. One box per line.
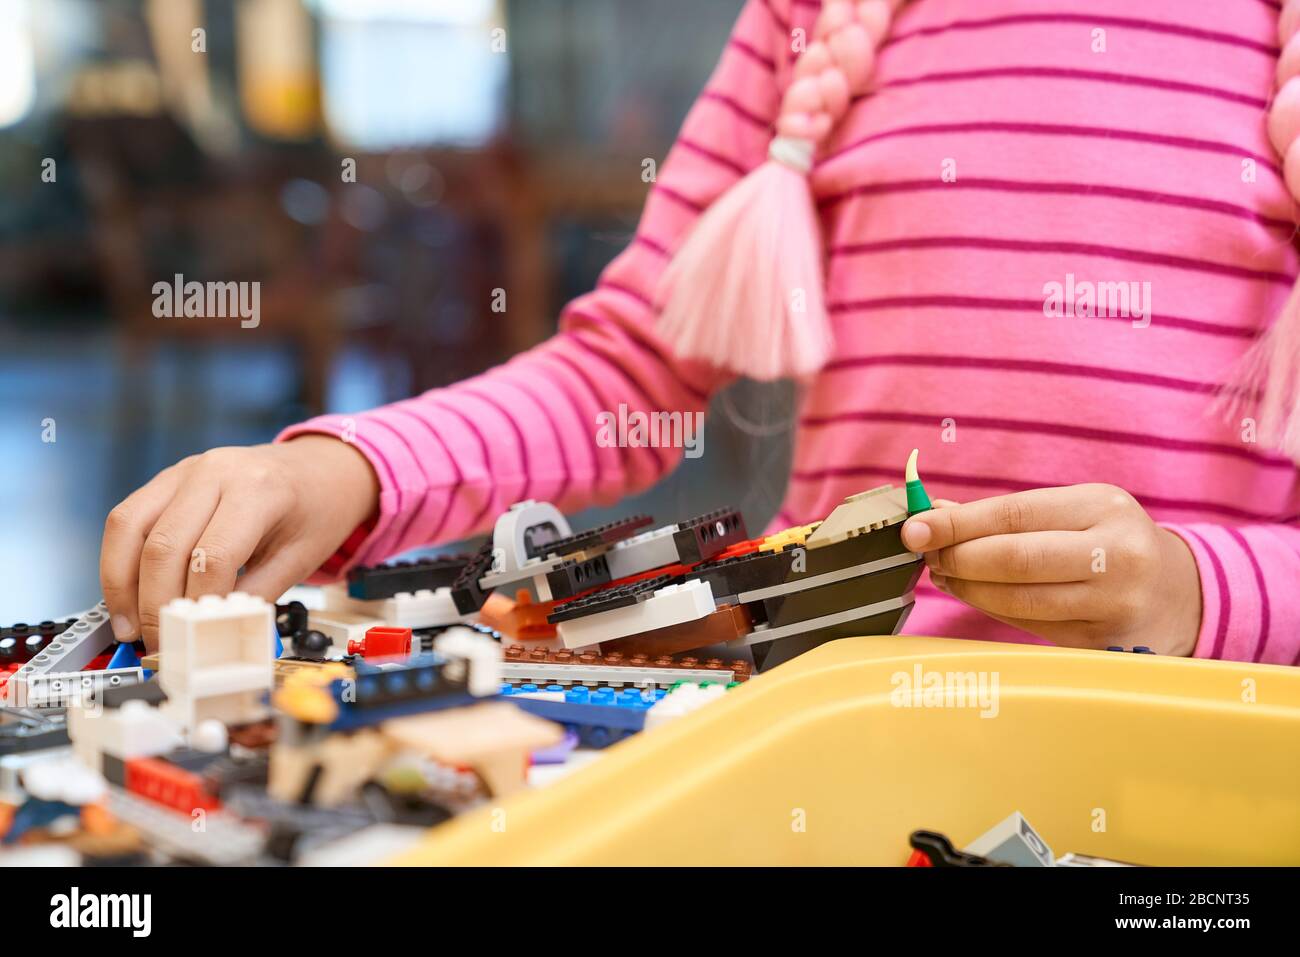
105, 787, 265, 865
501, 661, 733, 689
19, 667, 146, 709
736, 592, 915, 647
964, 811, 1056, 867
6, 602, 115, 704
603, 524, 682, 580
0, 747, 73, 804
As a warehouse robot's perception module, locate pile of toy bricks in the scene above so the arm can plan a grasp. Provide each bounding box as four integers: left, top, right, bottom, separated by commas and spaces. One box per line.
342, 484, 924, 673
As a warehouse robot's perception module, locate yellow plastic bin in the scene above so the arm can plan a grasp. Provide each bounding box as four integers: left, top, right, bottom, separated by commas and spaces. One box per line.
392, 636, 1300, 865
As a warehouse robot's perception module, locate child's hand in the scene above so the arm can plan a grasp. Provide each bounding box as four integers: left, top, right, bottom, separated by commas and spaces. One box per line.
900, 484, 1202, 656
100, 436, 379, 648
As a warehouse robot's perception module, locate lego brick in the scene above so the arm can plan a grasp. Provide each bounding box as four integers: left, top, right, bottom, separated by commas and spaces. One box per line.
532, 514, 655, 559
644, 681, 729, 730
158, 593, 275, 731
124, 756, 222, 814
101, 753, 126, 787
0, 709, 69, 757
603, 524, 684, 579
555, 580, 717, 649
346, 555, 471, 600
478, 590, 558, 642
275, 600, 309, 639
964, 811, 1055, 867
19, 666, 147, 709
348, 626, 413, 659
804, 485, 908, 547
672, 508, 748, 563
737, 544, 919, 605
745, 596, 915, 672
307, 608, 385, 655
432, 627, 502, 697
757, 559, 924, 630
503, 643, 752, 679
327, 656, 476, 731
693, 547, 799, 601
501, 661, 736, 689
908, 830, 1008, 868
100, 679, 167, 710
104, 787, 264, 865
544, 553, 613, 601
5, 602, 115, 704
68, 697, 185, 767
548, 573, 682, 624
490, 500, 573, 573
597, 604, 754, 659
0, 618, 73, 667
450, 539, 496, 614
508, 690, 651, 748
322, 583, 469, 630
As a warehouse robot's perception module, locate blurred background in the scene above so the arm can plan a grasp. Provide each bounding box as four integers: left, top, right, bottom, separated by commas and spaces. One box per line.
0, 0, 795, 621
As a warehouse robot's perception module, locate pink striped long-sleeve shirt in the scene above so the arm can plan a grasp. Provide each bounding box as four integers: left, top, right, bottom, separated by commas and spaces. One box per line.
281, 0, 1300, 666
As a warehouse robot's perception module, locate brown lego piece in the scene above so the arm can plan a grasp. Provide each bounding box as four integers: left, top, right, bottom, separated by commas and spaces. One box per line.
597, 604, 753, 661
501, 643, 752, 681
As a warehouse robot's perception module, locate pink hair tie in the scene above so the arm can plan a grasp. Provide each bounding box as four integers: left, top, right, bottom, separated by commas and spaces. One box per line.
655, 0, 900, 380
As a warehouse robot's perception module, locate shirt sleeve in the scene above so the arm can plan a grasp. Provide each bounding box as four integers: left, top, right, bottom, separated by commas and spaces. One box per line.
1162, 522, 1300, 665
277, 0, 796, 579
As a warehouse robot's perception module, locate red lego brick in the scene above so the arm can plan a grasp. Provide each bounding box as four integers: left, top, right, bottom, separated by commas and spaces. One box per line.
124, 757, 221, 814
349, 626, 413, 658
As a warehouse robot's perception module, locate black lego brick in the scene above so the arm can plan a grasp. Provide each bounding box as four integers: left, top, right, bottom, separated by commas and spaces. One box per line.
451, 540, 496, 614
347, 554, 471, 600
673, 508, 748, 564
545, 553, 613, 601
547, 573, 682, 624
530, 514, 655, 560
693, 546, 799, 599
0, 709, 70, 756
758, 560, 923, 630
101, 678, 168, 710
750, 603, 913, 672
101, 753, 126, 787
802, 522, 910, 577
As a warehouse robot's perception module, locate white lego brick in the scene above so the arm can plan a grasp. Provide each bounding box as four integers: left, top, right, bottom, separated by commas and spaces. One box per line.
321, 583, 470, 629
6, 603, 115, 704
158, 593, 274, 731
964, 811, 1055, 867
158, 592, 274, 689
645, 682, 727, 730
556, 580, 716, 649
603, 524, 681, 579
433, 626, 502, 697
491, 499, 572, 573
69, 698, 184, 767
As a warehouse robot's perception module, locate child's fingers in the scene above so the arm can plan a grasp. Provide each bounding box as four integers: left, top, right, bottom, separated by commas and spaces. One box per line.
902, 487, 1098, 552
184, 494, 282, 600
928, 574, 1095, 622
136, 481, 221, 647
233, 539, 332, 606
100, 467, 185, 641
925, 530, 1096, 583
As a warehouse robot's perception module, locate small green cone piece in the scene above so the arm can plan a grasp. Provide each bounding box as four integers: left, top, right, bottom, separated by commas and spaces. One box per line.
905, 448, 932, 514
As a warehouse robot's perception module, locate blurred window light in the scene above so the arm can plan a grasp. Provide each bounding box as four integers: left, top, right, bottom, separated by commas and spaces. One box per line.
0, 0, 37, 128
312, 0, 505, 148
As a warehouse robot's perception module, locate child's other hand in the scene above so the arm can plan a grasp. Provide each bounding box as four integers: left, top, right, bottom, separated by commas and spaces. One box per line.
900, 485, 1201, 656
100, 436, 379, 648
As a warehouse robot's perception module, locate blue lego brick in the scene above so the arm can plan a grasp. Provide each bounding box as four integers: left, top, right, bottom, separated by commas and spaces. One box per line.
508, 688, 653, 748
325, 653, 483, 730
